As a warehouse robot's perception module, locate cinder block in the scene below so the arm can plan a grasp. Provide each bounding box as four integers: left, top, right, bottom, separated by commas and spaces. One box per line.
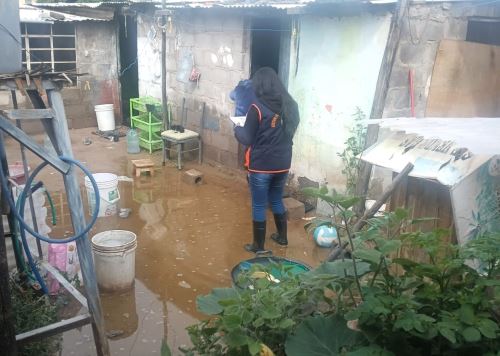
182, 169, 204, 185
284, 197, 305, 220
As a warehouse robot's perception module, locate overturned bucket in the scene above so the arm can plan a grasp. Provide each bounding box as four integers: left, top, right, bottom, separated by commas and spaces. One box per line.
92, 230, 137, 291
85, 173, 120, 217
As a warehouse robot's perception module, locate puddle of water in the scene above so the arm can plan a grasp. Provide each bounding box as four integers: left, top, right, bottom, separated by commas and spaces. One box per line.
47, 162, 329, 355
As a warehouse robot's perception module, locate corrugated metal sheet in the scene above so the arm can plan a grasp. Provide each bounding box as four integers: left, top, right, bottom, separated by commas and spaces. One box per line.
128, 0, 396, 9
20, 5, 111, 23
362, 117, 500, 186
33, 2, 128, 9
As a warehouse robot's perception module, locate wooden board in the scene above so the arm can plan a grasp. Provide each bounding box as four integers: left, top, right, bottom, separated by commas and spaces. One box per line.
388, 176, 456, 264
426, 40, 500, 117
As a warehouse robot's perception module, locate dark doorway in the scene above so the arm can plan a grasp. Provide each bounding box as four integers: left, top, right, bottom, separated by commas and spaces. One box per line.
119, 13, 139, 127
466, 17, 500, 46
250, 17, 282, 75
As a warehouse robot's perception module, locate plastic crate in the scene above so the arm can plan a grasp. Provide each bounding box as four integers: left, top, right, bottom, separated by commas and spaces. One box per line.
130, 97, 162, 114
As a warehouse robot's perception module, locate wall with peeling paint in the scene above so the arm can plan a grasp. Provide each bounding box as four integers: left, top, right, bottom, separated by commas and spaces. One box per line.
0, 21, 120, 132
287, 13, 391, 191
137, 9, 250, 168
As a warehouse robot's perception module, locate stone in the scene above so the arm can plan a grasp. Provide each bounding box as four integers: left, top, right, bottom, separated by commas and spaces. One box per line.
182, 169, 204, 185
283, 197, 305, 220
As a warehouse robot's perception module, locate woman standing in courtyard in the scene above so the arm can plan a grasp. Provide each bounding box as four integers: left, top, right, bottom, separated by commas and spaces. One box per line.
234, 67, 300, 253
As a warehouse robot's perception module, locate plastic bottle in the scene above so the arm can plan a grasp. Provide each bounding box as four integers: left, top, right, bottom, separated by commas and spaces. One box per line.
127, 128, 140, 154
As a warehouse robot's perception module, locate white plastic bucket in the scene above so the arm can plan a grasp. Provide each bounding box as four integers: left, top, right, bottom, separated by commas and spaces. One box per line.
91, 230, 137, 291
94, 104, 115, 132
85, 173, 120, 217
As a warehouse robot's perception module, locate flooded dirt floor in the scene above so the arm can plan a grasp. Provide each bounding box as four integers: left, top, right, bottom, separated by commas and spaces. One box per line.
4, 128, 329, 355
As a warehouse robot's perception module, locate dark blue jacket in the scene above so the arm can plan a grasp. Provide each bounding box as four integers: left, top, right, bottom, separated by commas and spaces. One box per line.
234, 101, 292, 173
230, 80, 256, 117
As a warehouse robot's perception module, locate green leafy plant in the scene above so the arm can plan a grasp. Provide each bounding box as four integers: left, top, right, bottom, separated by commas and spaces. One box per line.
185, 188, 499, 355
10, 277, 60, 356
337, 108, 366, 194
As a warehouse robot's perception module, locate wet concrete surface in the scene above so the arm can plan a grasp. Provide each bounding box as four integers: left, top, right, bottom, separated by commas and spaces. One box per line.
4, 128, 329, 355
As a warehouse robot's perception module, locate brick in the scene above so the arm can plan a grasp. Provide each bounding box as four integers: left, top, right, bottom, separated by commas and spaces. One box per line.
182, 169, 204, 185
283, 197, 305, 220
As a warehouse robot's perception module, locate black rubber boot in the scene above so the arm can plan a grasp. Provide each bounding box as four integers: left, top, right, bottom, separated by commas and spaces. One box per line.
244, 221, 269, 253
271, 212, 288, 246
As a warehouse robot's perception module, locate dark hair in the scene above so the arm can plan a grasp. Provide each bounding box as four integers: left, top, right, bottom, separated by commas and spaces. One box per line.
252, 67, 300, 141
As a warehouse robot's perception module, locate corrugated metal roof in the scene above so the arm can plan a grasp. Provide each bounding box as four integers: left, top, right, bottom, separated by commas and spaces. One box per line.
32, 2, 128, 9
128, 0, 396, 9
20, 5, 111, 23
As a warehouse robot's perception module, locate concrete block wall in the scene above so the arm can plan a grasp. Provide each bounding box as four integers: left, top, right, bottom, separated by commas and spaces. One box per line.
0, 21, 120, 132
137, 9, 249, 168
383, 1, 500, 118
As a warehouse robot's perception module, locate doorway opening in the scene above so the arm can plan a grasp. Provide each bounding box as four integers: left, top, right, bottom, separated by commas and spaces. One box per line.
250, 17, 282, 76
119, 13, 139, 127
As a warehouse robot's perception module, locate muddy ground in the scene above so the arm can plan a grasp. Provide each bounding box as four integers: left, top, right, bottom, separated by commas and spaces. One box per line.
4, 127, 329, 355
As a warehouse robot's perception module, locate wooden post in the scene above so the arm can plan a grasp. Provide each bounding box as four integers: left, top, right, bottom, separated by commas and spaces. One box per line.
354, 0, 410, 217
161, 0, 169, 130
46, 89, 110, 356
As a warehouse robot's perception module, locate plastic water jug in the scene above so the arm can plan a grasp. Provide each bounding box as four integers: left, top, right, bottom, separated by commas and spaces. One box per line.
127, 129, 140, 154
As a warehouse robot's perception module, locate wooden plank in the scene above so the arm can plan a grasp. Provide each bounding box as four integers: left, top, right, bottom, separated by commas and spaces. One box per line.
354, 0, 410, 216
16, 314, 91, 346
370, 0, 409, 119
426, 40, 500, 117
0, 116, 69, 174
47, 89, 110, 356
1, 109, 55, 120
41, 261, 88, 307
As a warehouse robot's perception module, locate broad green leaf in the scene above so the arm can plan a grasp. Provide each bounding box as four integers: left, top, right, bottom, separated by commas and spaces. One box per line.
223, 314, 243, 330
196, 288, 239, 315
353, 248, 382, 264
478, 319, 499, 339
161, 340, 172, 356
319, 185, 329, 195
261, 305, 282, 320
224, 328, 248, 347
347, 345, 395, 356
439, 328, 457, 344
462, 327, 481, 342
337, 197, 361, 209
279, 318, 295, 329
248, 340, 261, 355
312, 260, 371, 278
285, 316, 365, 356
459, 304, 475, 325
378, 240, 402, 255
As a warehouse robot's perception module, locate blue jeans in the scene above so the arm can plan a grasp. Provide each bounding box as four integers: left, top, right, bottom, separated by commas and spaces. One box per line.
249, 172, 288, 222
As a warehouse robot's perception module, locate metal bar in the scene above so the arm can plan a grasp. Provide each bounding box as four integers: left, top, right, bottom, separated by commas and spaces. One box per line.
11, 91, 44, 259
161, 0, 169, 130
16, 313, 91, 346
1, 109, 55, 120
46, 89, 110, 356
0, 151, 18, 354
0, 116, 69, 174
41, 261, 88, 307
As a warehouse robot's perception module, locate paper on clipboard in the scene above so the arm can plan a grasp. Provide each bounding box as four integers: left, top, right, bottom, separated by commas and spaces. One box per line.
230, 116, 246, 127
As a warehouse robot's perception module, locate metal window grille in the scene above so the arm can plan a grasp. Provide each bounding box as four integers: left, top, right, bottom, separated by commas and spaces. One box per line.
21, 22, 77, 84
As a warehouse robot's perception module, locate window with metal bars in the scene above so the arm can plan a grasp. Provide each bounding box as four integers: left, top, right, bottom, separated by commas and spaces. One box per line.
21, 22, 76, 83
